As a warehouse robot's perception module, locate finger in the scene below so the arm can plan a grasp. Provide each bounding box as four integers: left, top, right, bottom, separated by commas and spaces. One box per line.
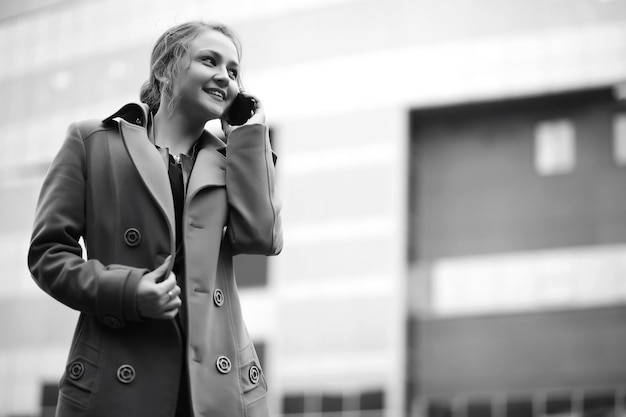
158, 271, 176, 285
162, 303, 181, 318
164, 295, 182, 309
162, 285, 181, 304
162, 302, 180, 315
160, 309, 178, 320
148, 255, 172, 282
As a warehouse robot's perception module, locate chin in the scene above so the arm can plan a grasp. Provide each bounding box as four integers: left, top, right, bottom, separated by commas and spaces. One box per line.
193, 104, 222, 122
203, 100, 227, 119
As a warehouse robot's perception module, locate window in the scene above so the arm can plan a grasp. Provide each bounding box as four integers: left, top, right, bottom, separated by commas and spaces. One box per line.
321, 394, 343, 413
423, 388, 625, 417
281, 389, 385, 416
468, 400, 492, 417
506, 399, 533, 417
427, 400, 454, 417
360, 390, 385, 411
40, 382, 59, 417
612, 112, 626, 165
534, 119, 576, 176
583, 392, 615, 417
233, 255, 268, 287
282, 394, 306, 415
545, 393, 572, 415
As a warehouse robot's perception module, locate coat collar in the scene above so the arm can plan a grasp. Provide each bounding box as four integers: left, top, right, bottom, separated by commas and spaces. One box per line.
103, 101, 227, 158
103, 102, 151, 128
101, 102, 227, 240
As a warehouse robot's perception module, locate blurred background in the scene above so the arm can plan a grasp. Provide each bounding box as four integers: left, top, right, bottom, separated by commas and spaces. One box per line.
1, 0, 626, 416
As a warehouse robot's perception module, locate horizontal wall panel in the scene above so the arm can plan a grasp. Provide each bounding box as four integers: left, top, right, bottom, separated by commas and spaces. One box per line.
0, 296, 77, 349
279, 295, 394, 356
282, 165, 395, 224
0, 181, 42, 234
431, 245, 626, 316
275, 235, 396, 282
414, 306, 626, 397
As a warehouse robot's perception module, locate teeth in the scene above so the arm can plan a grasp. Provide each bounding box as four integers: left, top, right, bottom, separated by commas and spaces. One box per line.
207, 90, 224, 99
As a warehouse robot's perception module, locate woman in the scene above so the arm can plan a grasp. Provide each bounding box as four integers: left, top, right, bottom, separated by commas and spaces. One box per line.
28, 20, 282, 417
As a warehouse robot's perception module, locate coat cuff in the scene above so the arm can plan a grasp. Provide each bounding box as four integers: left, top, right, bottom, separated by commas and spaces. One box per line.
123, 268, 145, 322
97, 265, 147, 328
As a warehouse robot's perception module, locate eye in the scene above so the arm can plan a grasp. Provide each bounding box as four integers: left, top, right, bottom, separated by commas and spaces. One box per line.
200, 56, 216, 66
227, 68, 239, 80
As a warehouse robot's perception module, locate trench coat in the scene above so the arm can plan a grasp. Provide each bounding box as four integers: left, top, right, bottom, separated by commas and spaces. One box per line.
27, 102, 283, 417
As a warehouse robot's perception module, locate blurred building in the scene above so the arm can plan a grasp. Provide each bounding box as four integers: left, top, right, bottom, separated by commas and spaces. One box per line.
1, 0, 626, 416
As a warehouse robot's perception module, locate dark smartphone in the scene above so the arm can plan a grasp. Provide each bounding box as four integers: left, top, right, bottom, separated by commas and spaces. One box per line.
225, 93, 256, 126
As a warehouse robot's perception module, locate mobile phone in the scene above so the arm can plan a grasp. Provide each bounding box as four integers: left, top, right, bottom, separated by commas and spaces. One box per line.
225, 93, 256, 126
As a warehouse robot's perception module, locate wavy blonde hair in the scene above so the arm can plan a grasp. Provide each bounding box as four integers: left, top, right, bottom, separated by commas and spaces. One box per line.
139, 21, 243, 114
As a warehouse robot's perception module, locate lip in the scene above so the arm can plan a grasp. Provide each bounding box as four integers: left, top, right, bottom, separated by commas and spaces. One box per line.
203, 87, 226, 101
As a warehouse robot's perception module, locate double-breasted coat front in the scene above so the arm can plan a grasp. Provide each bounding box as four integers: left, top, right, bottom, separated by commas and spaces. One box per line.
28, 102, 283, 417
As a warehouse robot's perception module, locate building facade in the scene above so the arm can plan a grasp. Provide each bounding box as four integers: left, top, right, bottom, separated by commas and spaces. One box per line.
0, 0, 625, 416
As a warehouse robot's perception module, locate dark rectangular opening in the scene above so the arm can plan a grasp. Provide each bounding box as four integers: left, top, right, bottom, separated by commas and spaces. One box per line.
233, 254, 268, 287
583, 392, 615, 417
360, 390, 385, 410
321, 393, 343, 412
468, 400, 492, 417
546, 393, 572, 415
427, 400, 454, 417
282, 394, 305, 415
506, 398, 534, 417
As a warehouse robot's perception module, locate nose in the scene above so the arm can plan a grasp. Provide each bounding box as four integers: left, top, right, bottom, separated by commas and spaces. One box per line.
213, 65, 230, 87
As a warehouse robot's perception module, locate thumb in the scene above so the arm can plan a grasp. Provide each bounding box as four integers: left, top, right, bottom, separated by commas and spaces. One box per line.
149, 255, 171, 280
159, 255, 172, 270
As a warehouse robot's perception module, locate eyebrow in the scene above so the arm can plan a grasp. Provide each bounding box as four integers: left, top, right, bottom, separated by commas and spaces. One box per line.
196, 49, 239, 67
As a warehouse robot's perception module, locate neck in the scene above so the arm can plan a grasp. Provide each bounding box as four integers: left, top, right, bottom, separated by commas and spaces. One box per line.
152, 107, 205, 156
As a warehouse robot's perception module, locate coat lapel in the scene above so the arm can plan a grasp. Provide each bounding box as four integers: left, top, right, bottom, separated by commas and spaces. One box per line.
187, 132, 226, 200
119, 119, 175, 243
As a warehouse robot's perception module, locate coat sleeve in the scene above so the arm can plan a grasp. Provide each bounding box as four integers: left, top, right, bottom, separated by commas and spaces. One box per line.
27, 122, 146, 328
225, 123, 283, 256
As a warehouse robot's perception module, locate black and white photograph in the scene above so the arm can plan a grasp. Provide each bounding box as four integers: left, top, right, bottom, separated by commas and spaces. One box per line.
1, 1, 626, 416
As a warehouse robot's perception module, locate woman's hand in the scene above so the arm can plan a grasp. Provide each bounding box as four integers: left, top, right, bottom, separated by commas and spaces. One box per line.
246, 95, 266, 124
221, 94, 266, 137
136, 256, 181, 320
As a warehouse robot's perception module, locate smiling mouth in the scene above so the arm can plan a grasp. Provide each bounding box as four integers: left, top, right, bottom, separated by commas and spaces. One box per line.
204, 88, 225, 101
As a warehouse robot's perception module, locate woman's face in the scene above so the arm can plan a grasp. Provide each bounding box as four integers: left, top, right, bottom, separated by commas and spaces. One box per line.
174, 30, 240, 122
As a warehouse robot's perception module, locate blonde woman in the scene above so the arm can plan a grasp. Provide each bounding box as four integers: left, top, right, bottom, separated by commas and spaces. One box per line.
28, 21, 282, 417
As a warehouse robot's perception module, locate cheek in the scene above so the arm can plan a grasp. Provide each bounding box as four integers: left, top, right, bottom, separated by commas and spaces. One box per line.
172, 72, 192, 96
226, 84, 239, 105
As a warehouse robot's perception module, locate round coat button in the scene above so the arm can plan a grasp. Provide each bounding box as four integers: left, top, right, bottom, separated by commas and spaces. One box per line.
68, 361, 85, 380
117, 365, 136, 384
213, 289, 224, 307
249, 365, 260, 384
216, 356, 231, 374
123, 228, 141, 247
103, 316, 121, 329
